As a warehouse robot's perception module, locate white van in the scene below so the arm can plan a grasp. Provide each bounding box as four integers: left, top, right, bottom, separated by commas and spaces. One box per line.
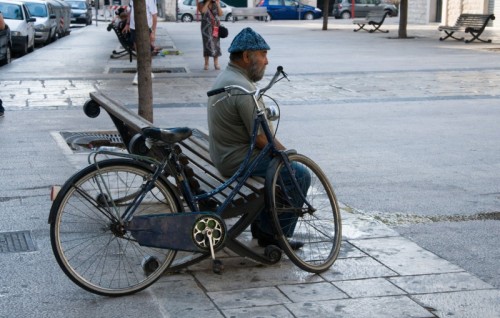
0, 0, 35, 55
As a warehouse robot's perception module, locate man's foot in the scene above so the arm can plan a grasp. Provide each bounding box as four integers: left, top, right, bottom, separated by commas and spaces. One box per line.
253, 224, 304, 250
0, 112, 4, 117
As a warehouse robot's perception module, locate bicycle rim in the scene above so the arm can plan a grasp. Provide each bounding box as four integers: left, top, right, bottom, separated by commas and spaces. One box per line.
269, 154, 341, 273
50, 159, 180, 296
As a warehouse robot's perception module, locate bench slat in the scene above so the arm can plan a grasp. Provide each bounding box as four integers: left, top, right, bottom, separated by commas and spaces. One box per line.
180, 137, 265, 194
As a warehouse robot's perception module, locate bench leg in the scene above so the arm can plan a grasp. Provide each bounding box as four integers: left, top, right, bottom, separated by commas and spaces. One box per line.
369, 23, 389, 33
465, 31, 491, 44
439, 30, 464, 42
353, 23, 368, 32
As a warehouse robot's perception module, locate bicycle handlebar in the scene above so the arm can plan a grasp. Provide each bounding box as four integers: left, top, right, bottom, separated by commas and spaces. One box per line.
206, 66, 287, 97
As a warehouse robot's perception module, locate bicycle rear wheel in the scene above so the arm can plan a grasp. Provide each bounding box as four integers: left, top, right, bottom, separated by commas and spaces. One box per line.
268, 153, 341, 273
49, 159, 181, 296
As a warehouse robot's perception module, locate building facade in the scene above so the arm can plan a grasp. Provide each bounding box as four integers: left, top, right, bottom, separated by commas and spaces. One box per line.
409, 0, 499, 27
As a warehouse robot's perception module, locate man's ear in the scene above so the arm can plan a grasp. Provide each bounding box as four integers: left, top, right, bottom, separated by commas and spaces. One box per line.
242, 51, 250, 64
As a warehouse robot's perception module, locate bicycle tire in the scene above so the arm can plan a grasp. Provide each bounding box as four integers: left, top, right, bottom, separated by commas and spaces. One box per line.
49, 159, 182, 296
267, 153, 341, 273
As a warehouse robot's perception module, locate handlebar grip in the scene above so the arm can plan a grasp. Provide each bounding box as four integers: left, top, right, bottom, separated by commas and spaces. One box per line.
207, 87, 226, 97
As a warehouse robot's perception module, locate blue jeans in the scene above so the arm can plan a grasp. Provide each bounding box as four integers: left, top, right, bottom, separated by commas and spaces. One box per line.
251, 154, 311, 237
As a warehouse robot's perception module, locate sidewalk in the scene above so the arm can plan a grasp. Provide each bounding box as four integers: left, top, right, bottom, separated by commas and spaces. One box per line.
0, 20, 499, 318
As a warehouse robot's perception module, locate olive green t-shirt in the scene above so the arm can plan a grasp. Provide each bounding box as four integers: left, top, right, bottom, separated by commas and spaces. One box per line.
207, 63, 264, 177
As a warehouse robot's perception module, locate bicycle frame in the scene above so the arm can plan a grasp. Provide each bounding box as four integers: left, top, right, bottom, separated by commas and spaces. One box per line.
89, 66, 313, 255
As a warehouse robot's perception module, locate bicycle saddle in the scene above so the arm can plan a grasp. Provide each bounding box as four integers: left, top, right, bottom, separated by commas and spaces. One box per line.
142, 127, 193, 143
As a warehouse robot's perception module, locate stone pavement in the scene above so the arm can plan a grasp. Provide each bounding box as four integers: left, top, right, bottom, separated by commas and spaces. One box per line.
0, 20, 499, 318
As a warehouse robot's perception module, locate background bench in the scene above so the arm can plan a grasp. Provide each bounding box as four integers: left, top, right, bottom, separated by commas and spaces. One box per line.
438, 13, 495, 43
353, 8, 390, 33
107, 23, 136, 62
84, 91, 265, 218
232, 7, 268, 22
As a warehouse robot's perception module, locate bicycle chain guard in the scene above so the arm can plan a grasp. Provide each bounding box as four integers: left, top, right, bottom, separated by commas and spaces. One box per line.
127, 212, 226, 253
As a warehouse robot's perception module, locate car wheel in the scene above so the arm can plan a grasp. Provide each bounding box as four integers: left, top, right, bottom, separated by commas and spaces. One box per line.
181, 14, 193, 22
385, 9, 393, 17
0, 45, 11, 66
341, 11, 351, 19
303, 12, 314, 20
45, 31, 52, 45
225, 13, 232, 22
18, 37, 28, 56
51, 30, 57, 42
28, 37, 35, 53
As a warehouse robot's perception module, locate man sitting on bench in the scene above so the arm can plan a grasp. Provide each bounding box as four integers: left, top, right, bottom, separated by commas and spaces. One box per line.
207, 28, 309, 250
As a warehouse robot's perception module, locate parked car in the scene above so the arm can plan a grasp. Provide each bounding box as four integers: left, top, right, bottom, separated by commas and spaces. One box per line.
257, 0, 322, 20
332, 0, 398, 19
176, 0, 234, 22
0, 21, 12, 65
66, 0, 91, 25
24, 0, 57, 44
0, 0, 35, 55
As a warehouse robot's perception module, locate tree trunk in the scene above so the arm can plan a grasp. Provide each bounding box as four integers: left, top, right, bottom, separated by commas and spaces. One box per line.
133, 0, 154, 123
322, 0, 330, 30
398, 0, 408, 38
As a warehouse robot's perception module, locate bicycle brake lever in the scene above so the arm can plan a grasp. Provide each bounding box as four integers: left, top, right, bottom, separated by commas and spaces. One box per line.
281, 69, 290, 82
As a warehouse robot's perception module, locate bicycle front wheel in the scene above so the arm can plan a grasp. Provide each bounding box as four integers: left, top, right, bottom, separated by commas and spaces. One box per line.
49, 159, 181, 296
268, 153, 341, 273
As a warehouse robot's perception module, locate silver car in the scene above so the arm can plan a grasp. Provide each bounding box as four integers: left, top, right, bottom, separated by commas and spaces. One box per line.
177, 0, 233, 22
23, 0, 57, 44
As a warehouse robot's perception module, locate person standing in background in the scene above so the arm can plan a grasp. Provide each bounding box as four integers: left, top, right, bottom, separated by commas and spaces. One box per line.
198, 0, 223, 70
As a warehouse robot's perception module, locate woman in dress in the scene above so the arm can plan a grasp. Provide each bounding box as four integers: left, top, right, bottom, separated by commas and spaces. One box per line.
198, 0, 223, 70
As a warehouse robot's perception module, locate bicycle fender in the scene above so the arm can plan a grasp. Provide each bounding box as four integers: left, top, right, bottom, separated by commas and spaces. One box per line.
47, 159, 182, 224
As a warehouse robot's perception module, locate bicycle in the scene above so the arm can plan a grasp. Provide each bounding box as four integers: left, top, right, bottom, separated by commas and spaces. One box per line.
48, 66, 342, 296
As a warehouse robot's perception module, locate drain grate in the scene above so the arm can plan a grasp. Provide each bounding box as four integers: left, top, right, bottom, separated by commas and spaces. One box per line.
108, 67, 187, 74
60, 131, 125, 152
0, 231, 36, 253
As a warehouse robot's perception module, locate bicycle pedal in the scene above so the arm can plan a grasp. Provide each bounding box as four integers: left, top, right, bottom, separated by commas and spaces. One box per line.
141, 255, 160, 276
212, 259, 224, 275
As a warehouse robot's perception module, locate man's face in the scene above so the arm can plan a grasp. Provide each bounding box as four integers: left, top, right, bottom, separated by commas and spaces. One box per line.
247, 50, 268, 82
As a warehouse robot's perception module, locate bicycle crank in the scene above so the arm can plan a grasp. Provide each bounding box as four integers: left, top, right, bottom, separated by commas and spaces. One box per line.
192, 216, 227, 274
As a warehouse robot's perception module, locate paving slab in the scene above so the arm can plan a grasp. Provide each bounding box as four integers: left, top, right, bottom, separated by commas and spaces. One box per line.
350, 236, 464, 275
412, 290, 500, 318
285, 296, 434, 318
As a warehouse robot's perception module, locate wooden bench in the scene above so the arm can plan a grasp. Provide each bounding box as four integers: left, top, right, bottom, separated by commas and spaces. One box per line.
84, 91, 265, 218
353, 8, 390, 33
438, 13, 495, 43
232, 7, 269, 22
107, 22, 136, 62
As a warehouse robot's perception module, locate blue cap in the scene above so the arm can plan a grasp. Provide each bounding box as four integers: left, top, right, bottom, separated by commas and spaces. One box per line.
228, 27, 270, 53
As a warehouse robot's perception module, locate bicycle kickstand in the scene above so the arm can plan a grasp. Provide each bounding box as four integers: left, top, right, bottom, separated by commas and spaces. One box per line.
206, 230, 224, 274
